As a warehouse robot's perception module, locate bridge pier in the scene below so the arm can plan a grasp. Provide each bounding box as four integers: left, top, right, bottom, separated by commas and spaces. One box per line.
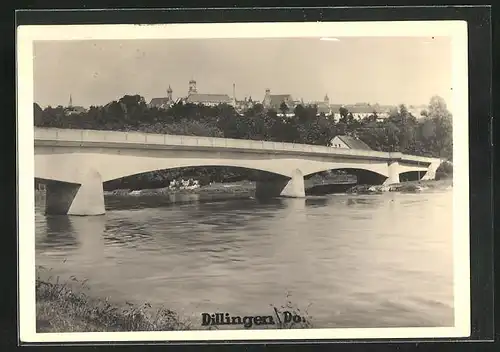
421, 159, 441, 180
45, 170, 105, 216
383, 161, 400, 185
255, 168, 306, 199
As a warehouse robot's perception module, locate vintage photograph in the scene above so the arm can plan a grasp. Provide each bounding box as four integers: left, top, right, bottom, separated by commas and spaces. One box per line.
18, 21, 470, 342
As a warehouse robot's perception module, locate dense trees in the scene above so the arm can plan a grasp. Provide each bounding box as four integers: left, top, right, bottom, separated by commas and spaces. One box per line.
35, 94, 453, 189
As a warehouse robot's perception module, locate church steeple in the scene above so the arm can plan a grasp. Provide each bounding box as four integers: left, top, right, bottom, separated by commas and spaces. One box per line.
232, 83, 237, 106
167, 85, 173, 101
188, 79, 197, 94
69, 94, 73, 107
324, 93, 329, 105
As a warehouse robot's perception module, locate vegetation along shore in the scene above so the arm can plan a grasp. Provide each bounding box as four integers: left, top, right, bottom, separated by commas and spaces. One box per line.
36, 267, 312, 332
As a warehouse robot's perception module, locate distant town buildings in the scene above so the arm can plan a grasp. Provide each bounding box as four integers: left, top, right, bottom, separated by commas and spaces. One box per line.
147, 79, 427, 122
329, 103, 391, 121
149, 80, 233, 109
64, 94, 87, 115
310, 94, 333, 117
149, 85, 174, 109
407, 105, 428, 118
185, 93, 232, 106
182, 80, 233, 107
234, 96, 256, 113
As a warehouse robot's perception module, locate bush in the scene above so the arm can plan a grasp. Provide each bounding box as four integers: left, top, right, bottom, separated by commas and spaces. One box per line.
435, 161, 453, 180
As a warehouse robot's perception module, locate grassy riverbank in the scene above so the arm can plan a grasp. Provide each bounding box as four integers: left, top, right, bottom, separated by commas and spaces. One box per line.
35, 267, 312, 332
36, 268, 192, 332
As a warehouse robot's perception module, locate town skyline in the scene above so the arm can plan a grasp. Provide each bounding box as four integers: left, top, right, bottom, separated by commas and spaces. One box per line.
33, 36, 452, 109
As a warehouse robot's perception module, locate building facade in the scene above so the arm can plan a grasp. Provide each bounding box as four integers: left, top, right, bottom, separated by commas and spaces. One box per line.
150, 80, 236, 109
329, 103, 392, 122
149, 85, 175, 109
311, 94, 332, 116
263, 89, 295, 111
182, 79, 233, 106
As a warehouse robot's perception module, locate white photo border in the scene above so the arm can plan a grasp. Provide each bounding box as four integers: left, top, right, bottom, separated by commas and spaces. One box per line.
17, 20, 470, 343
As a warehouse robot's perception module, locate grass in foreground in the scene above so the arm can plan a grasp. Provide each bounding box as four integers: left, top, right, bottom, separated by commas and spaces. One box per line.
36, 268, 192, 332
36, 267, 313, 332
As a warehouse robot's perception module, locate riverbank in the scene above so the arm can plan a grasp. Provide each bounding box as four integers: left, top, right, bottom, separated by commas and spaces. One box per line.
346, 178, 453, 195
104, 180, 256, 197
103, 178, 452, 198
35, 267, 312, 332
35, 267, 192, 332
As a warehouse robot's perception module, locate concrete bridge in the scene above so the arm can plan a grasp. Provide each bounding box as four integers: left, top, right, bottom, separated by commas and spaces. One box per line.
34, 128, 442, 216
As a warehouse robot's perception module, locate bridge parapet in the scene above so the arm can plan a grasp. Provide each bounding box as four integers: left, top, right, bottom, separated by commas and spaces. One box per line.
401, 154, 442, 164
34, 127, 434, 164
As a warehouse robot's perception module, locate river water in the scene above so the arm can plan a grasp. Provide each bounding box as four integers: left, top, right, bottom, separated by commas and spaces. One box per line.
35, 189, 454, 329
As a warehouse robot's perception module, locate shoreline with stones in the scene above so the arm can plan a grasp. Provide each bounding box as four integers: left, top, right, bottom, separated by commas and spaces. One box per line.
101, 178, 452, 199
345, 178, 453, 195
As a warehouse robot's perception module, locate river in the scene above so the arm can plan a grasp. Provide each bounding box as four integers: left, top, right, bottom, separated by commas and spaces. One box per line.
35, 188, 454, 329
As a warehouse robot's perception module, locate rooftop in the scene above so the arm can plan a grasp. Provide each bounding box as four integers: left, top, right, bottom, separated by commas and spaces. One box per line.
149, 97, 173, 106
333, 135, 373, 150
186, 93, 232, 104
330, 103, 393, 114
312, 102, 332, 114
266, 94, 294, 109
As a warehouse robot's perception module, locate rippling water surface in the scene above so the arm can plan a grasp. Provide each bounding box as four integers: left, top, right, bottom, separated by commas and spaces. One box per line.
35, 189, 454, 328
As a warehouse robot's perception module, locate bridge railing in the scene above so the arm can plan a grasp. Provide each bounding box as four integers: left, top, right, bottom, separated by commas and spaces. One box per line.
34, 127, 438, 164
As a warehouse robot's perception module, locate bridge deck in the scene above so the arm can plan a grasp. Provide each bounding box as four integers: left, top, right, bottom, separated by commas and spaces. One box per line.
34, 128, 438, 165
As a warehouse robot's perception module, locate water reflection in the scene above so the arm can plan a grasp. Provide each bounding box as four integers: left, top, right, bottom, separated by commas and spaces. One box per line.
35, 190, 454, 328
304, 196, 329, 208
73, 216, 107, 264
37, 215, 79, 250
105, 192, 254, 211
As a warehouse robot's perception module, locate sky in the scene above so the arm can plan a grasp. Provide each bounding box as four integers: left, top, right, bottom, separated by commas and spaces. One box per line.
33, 36, 452, 108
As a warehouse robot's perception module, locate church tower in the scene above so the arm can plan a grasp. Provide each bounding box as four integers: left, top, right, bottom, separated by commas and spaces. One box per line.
232, 83, 237, 106
324, 93, 330, 105
263, 88, 271, 108
188, 79, 197, 95
167, 85, 173, 101
69, 94, 73, 107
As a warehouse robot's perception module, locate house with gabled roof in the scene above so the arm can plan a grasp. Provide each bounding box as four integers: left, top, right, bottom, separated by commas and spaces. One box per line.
329, 135, 373, 150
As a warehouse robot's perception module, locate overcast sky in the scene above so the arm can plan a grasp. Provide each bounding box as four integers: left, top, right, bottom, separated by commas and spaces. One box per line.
33, 36, 452, 108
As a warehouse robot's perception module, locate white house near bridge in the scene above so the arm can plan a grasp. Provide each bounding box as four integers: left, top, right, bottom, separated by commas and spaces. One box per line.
329, 135, 373, 150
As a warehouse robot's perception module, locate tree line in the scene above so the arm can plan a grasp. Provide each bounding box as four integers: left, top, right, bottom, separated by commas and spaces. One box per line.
34, 94, 453, 190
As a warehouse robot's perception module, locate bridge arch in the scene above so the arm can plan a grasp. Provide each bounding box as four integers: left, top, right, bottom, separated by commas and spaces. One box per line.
101, 160, 294, 183
399, 170, 426, 182
305, 167, 388, 186
102, 165, 286, 191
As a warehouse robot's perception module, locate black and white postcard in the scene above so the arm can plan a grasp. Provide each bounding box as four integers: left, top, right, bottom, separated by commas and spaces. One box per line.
17, 20, 470, 342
